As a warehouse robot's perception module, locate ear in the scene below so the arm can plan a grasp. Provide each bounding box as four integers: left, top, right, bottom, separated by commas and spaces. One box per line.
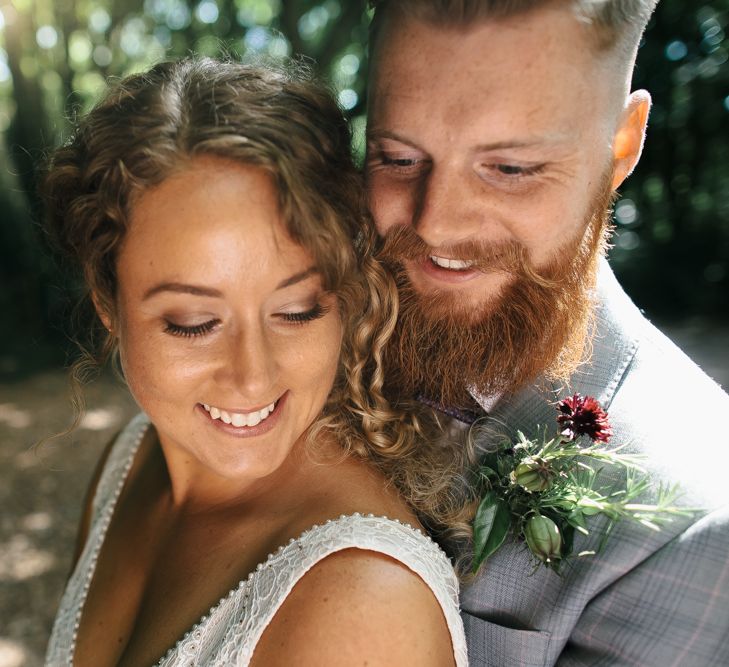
611, 90, 651, 190
90, 291, 114, 334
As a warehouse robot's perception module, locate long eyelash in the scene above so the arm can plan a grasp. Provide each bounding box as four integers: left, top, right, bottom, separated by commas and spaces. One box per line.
164, 320, 218, 338
283, 303, 329, 324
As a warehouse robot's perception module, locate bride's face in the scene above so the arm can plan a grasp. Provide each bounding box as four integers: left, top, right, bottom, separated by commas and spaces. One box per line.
109, 155, 343, 483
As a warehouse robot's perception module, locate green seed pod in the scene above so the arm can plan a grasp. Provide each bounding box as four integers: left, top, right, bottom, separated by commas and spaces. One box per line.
510, 457, 553, 493
524, 514, 562, 563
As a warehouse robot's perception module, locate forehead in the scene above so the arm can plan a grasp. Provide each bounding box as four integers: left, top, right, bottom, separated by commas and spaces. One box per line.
369, 7, 616, 144
118, 156, 312, 290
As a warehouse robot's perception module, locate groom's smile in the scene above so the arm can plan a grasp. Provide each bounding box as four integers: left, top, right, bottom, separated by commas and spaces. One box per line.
366, 4, 648, 316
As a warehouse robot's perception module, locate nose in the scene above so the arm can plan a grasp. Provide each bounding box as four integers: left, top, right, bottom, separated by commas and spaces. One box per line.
412, 166, 485, 249
215, 322, 279, 401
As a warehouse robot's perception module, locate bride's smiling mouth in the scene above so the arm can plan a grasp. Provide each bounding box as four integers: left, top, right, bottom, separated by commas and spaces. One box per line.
197, 392, 288, 437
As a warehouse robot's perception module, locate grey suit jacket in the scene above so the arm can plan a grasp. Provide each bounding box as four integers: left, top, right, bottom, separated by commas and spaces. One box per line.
462, 260, 729, 666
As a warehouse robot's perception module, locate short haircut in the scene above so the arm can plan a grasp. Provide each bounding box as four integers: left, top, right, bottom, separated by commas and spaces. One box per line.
369, 0, 659, 54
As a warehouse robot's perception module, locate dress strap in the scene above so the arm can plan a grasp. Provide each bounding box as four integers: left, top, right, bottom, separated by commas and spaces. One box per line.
211, 513, 468, 666
45, 413, 150, 667
90, 412, 151, 526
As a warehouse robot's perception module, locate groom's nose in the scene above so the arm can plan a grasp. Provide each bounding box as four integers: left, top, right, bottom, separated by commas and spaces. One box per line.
411, 165, 487, 250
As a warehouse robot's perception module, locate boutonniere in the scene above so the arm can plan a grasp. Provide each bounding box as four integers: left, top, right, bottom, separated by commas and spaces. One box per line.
472, 393, 688, 574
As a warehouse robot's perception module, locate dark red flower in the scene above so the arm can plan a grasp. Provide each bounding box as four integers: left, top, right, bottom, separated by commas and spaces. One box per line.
557, 394, 613, 443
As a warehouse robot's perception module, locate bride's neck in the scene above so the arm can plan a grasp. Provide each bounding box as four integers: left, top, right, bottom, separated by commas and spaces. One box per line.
147, 428, 347, 517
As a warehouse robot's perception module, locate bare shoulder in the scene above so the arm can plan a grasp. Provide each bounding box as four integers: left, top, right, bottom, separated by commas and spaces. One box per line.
251, 548, 456, 667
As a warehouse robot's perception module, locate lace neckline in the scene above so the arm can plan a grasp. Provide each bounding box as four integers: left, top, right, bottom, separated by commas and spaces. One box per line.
68, 417, 437, 667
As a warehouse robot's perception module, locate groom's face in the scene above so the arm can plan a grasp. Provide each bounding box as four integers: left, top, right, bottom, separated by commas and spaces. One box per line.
366, 5, 635, 314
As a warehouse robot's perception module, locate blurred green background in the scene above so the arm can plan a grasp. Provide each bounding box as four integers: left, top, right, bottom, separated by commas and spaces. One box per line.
0, 0, 728, 376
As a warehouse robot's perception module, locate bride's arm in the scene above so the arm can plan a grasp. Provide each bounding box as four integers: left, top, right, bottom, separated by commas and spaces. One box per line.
251, 548, 457, 666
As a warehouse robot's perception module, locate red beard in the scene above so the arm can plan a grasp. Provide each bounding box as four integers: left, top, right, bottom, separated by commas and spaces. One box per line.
378, 177, 616, 409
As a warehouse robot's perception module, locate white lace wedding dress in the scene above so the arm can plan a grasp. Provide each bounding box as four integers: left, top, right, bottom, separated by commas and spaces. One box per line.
46, 413, 468, 666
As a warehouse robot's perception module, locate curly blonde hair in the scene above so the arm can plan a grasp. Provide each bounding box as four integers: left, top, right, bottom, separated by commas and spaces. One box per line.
41, 57, 478, 571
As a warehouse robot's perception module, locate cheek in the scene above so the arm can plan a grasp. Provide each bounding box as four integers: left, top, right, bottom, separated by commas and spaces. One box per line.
367, 176, 411, 234
504, 192, 591, 261
291, 322, 342, 401
117, 322, 206, 410
117, 333, 166, 409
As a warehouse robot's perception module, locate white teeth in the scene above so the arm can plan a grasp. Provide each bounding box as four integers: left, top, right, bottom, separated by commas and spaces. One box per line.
430, 255, 474, 270
203, 401, 277, 427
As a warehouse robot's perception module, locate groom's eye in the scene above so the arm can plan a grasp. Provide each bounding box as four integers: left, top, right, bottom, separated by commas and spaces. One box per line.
496, 164, 527, 175
386, 157, 414, 166
381, 155, 424, 168
475, 161, 547, 192
494, 163, 545, 176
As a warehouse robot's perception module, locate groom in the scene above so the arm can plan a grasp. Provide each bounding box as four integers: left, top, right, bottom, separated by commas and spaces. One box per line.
366, 1, 729, 665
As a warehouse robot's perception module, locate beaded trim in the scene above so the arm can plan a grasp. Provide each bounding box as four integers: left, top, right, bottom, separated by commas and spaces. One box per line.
66, 414, 150, 665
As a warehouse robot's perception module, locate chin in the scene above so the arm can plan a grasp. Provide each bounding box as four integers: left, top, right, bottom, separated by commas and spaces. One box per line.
201, 447, 283, 482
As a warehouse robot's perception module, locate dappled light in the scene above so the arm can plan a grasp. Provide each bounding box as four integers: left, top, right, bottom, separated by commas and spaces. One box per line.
78, 406, 122, 431
0, 535, 55, 582
19, 512, 52, 532
0, 638, 28, 667
0, 372, 138, 664
0, 404, 30, 429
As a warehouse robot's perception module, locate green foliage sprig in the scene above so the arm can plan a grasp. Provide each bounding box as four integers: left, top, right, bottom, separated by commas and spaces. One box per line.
472, 394, 690, 574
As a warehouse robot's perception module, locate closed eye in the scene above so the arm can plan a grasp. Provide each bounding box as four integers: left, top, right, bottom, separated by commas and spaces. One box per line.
280, 303, 329, 325
367, 146, 430, 174
382, 156, 422, 168
492, 163, 545, 177
164, 319, 219, 338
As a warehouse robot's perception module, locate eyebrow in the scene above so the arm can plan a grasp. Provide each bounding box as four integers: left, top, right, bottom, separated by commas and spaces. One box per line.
368, 130, 569, 152
275, 267, 319, 290
367, 129, 419, 147
473, 137, 569, 151
143, 283, 223, 300
142, 267, 320, 301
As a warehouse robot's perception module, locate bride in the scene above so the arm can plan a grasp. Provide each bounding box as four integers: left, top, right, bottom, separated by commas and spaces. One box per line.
42, 58, 472, 666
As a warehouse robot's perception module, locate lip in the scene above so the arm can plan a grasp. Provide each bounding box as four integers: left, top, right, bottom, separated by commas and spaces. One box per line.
413, 257, 483, 284
197, 391, 288, 438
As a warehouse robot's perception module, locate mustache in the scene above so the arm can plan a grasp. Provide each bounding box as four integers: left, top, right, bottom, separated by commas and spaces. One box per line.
378, 225, 558, 288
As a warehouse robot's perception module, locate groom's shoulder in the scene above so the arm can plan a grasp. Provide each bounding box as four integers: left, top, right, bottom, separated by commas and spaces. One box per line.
594, 266, 729, 507
462, 267, 729, 666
